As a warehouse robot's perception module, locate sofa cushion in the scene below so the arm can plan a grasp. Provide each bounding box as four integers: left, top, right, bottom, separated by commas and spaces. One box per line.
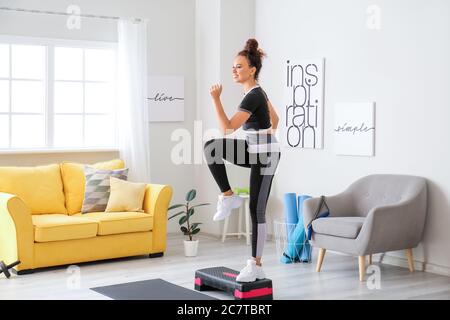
81, 167, 128, 213
60, 159, 125, 215
312, 217, 366, 239
32, 214, 98, 242
105, 177, 147, 213
0, 164, 67, 215
74, 212, 153, 235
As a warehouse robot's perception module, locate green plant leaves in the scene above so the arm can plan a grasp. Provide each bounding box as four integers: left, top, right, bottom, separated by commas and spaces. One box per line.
190, 223, 202, 230
186, 189, 196, 202
168, 211, 185, 220
169, 189, 210, 239
168, 204, 184, 211
179, 215, 187, 225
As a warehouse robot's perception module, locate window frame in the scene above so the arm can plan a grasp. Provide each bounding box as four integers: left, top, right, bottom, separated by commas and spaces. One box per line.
0, 35, 118, 153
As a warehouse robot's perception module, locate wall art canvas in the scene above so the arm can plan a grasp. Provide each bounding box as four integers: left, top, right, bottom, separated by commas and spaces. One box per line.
334, 102, 375, 156
283, 58, 324, 149
148, 76, 184, 122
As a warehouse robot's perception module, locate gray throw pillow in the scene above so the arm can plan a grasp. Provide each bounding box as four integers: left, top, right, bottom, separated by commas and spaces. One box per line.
81, 166, 129, 213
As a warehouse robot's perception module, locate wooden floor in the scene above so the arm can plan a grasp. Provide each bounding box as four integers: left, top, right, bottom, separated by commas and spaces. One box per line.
1, 234, 449, 300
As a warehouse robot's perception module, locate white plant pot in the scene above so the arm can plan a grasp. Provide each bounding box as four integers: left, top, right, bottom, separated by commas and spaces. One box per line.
184, 239, 199, 257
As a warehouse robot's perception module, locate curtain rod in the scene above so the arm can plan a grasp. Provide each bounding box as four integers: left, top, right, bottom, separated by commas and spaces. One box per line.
0, 6, 144, 22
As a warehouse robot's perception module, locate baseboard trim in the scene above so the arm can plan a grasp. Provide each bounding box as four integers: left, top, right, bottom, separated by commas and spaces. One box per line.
378, 254, 450, 277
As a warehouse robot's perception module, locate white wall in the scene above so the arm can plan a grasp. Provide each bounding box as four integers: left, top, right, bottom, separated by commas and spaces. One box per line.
0, 0, 197, 233
195, 0, 222, 237
195, 0, 255, 238
255, 0, 450, 274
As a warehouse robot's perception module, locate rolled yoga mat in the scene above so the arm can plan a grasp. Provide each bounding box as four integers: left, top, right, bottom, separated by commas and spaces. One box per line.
281, 193, 299, 263
297, 195, 312, 219
284, 192, 298, 238
280, 194, 313, 264
297, 195, 312, 262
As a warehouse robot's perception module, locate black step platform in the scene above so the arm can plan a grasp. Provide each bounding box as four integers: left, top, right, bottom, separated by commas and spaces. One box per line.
194, 266, 273, 300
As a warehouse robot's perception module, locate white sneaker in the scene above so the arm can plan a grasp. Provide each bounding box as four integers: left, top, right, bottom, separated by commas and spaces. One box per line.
236, 259, 266, 282
213, 194, 243, 221
256, 265, 266, 280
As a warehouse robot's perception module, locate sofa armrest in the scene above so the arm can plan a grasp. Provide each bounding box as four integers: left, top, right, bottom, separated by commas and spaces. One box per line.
356, 188, 427, 255
0, 193, 34, 270
303, 191, 354, 229
143, 184, 173, 253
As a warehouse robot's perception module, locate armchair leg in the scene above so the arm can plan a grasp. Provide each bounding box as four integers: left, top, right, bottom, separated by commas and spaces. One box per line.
405, 248, 415, 272
316, 248, 326, 272
358, 256, 366, 282
368, 254, 372, 265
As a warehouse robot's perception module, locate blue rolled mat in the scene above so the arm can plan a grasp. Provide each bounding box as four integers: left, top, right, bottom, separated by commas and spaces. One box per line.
280, 194, 314, 264
297, 195, 312, 262
284, 193, 298, 240
281, 222, 306, 263
281, 193, 298, 264
297, 194, 312, 235
297, 195, 312, 220
284, 192, 298, 225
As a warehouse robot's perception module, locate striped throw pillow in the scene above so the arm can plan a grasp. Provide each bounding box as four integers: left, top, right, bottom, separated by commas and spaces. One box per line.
81, 166, 129, 213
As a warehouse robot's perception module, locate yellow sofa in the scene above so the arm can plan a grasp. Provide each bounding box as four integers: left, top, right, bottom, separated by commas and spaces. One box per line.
0, 159, 173, 274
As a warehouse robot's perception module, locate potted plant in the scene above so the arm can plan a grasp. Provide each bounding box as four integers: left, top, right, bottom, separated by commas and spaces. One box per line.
168, 189, 210, 257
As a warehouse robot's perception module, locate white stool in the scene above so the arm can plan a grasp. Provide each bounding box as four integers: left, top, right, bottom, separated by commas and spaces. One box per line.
221, 194, 251, 245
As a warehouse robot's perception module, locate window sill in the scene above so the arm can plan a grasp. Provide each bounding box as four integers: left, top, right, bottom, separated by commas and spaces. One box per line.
0, 148, 119, 155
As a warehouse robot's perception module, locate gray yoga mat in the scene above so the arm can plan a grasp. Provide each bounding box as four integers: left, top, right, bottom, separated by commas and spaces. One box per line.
91, 278, 218, 300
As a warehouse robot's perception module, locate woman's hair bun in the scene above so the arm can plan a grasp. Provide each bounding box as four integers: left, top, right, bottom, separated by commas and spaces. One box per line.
245, 39, 259, 53
238, 38, 266, 80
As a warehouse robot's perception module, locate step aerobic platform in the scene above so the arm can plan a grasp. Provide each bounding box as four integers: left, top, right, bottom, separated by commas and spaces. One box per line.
194, 266, 273, 300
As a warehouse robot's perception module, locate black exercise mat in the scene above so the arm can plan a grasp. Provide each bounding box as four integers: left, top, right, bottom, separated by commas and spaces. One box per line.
91, 278, 218, 300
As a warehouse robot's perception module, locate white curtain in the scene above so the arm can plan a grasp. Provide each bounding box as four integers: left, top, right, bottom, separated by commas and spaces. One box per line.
117, 19, 151, 182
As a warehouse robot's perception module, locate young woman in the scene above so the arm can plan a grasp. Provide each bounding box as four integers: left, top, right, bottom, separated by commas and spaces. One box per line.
204, 39, 281, 282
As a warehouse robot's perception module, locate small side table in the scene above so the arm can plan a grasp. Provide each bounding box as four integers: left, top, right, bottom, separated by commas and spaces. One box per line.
221, 194, 251, 245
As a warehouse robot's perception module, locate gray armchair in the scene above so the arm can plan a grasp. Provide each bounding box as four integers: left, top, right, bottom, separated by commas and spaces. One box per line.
303, 174, 427, 281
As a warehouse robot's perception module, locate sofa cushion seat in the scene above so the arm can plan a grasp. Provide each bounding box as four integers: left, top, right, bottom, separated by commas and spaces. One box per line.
312, 217, 366, 239
32, 214, 98, 243
74, 212, 153, 235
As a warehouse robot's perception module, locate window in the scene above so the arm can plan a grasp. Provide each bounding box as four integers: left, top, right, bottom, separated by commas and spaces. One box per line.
0, 36, 117, 150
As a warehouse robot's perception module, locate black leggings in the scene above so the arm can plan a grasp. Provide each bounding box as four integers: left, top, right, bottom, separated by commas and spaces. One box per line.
204, 138, 280, 258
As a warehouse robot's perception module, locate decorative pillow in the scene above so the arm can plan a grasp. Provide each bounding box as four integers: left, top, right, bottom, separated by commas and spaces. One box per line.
60, 159, 125, 215
105, 177, 147, 213
81, 166, 129, 213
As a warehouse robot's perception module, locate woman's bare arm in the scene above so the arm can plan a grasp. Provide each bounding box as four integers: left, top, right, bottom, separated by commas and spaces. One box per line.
211, 84, 250, 135
212, 96, 250, 134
